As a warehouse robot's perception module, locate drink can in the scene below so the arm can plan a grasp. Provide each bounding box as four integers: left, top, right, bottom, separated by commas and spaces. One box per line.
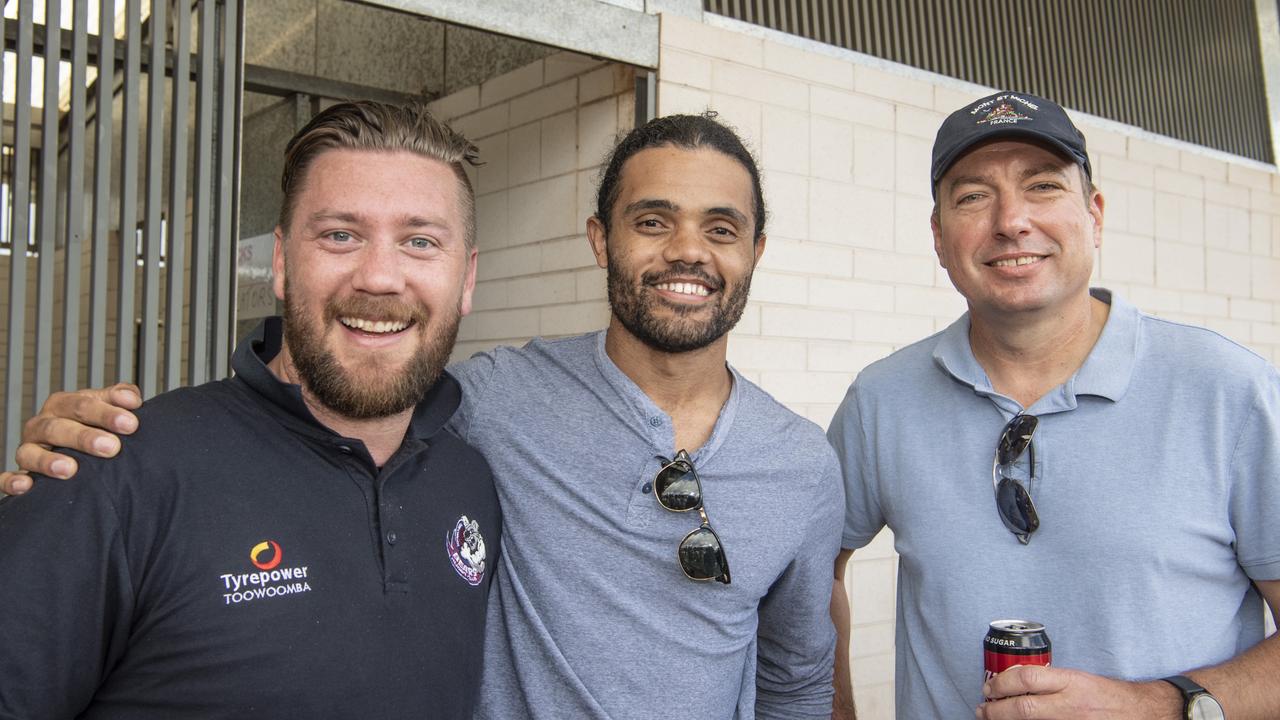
983, 619, 1052, 683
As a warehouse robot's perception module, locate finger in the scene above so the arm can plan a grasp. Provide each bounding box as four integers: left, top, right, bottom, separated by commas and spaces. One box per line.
23, 392, 138, 448
984, 665, 1066, 700
15, 442, 82, 478
106, 383, 144, 411
977, 692, 1048, 720
0, 471, 34, 496
19, 414, 121, 460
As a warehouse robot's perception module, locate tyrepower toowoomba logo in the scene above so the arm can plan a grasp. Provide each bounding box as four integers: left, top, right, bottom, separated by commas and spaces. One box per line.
219, 540, 312, 606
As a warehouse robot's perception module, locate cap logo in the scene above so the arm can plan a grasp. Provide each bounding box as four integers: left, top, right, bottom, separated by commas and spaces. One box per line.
968, 93, 1039, 126
977, 102, 1031, 126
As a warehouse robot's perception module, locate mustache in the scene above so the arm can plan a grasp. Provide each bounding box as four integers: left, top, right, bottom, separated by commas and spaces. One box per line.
322, 294, 428, 325
641, 263, 724, 291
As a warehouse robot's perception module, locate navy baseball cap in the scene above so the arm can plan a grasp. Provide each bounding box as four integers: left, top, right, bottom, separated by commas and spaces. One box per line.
930, 91, 1091, 199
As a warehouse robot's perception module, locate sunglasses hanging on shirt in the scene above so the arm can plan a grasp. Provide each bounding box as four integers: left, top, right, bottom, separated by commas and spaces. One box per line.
654, 450, 731, 584
993, 413, 1040, 545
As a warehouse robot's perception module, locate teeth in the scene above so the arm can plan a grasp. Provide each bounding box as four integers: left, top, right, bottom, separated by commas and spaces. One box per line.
991, 256, 1042, 267
655, 282, 710, 297
340, 317, 410, 334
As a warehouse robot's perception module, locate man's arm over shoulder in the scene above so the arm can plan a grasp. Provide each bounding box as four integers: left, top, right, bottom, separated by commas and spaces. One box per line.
0, 458, 135, 716
754, 452, 845, 720
2, 383, 141, 495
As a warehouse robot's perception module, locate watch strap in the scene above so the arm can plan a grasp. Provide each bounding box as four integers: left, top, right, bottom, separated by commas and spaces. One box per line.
1161, 675, 1212, 717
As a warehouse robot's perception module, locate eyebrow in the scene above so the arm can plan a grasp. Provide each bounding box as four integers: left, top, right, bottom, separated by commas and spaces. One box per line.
945, 163, 1072, 194
622, 198, 750, 226
1019, 163, 1071, 181
622, 199, 679, 216
304, 210, 452, 232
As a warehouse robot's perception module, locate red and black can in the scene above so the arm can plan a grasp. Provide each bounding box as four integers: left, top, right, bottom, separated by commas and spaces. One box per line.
984, 619, 1052, 683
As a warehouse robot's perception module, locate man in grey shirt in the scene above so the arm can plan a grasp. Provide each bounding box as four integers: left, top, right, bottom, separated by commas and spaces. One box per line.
7, 113, 845, 719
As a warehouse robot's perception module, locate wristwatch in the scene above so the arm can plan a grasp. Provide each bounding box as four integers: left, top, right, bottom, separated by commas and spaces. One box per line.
1161, 675, 1225, 720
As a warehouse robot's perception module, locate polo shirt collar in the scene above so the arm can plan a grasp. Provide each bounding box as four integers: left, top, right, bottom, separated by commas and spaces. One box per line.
931, 288, 1138, 411
591, 329, 740, 464
232, 317, 462, 441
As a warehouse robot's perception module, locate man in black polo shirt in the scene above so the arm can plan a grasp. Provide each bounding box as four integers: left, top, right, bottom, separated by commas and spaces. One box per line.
0, 101, 500, 718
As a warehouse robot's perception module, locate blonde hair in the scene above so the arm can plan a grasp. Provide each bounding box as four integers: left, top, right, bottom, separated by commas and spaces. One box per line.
279, 100, 480, 247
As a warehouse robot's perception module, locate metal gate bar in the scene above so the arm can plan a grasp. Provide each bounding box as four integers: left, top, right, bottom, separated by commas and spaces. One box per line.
2, 0, 244, 463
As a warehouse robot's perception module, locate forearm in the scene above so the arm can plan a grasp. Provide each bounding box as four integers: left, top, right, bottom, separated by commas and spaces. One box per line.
830, 577, 856, 720
1188, 631, 1280, 720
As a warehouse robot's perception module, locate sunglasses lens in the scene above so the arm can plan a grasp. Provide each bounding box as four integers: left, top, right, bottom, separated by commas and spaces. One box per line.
655, 461, 702, 511
996, 477, 1040, 541
998, 414, 1038, 465
679, 526, 730, 584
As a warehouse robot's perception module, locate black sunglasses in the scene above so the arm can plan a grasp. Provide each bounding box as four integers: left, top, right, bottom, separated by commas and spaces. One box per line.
993, 414, 1040, 545
654, 450, 731, 584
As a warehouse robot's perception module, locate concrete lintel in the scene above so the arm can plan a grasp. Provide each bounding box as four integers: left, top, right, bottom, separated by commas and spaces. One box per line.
644, 0, 701, 19
359, 0, 659, 69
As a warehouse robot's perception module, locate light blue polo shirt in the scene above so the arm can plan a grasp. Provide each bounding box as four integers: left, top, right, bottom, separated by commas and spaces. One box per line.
828, 289, 1280, 719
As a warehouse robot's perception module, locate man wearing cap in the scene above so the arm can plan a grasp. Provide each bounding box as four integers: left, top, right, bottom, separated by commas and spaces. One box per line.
828, 91, 1280, 719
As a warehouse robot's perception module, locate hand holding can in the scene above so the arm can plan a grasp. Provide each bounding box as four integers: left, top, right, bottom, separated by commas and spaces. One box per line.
983, 619, 1052, 699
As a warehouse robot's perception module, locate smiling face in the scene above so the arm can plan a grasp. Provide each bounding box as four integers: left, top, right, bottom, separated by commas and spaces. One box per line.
272, 148, 477, 419
587, 145, 765, 354
931, 140, 1103, 323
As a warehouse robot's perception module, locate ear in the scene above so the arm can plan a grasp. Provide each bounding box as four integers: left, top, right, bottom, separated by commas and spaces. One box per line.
272, 226, 287, 301
586, 215, 609, 270
459, 247, 479, 317
1087, 189, 1105, 249
752, 233, 767, 268
930, 210, 948, 269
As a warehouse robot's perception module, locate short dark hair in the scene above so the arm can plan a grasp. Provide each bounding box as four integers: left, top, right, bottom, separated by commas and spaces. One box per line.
279, 100, 480, 248
595, 112, 766, 241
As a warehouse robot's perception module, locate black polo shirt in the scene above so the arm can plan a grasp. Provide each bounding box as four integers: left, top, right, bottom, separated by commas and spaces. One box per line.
0, 318, 501, 719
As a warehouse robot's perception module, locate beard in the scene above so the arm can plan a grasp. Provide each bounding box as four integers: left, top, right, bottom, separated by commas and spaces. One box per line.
605, 246, 753, 354
282, 285, 460, 420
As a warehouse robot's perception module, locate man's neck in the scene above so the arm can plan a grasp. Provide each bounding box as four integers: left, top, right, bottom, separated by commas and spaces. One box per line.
604, 318, 733, 454
267, 345, 412, 467
968, 293, 1111, 410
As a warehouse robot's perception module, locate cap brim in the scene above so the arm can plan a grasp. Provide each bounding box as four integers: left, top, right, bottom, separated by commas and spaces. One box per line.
931, 127, 1089, 198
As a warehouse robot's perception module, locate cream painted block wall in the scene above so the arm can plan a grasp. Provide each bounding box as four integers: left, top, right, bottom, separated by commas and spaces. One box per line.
659, 11, 1280, 719
426, 52, 637, 362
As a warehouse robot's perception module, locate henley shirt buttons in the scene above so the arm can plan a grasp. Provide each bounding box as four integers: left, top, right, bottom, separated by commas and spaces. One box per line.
648, 416, 663, 427
386, 531, 398, 545
641, 483, 652, 494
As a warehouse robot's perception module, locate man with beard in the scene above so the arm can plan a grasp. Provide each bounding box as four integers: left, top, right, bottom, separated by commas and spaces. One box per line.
0, 101, 500, 718
452, 115, 845, 719
6, 113, 845, 719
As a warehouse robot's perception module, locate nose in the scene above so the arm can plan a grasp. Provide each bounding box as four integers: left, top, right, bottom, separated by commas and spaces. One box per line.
661, 222, 713, 266
350, 240, 406, 295
992, 193, 1033, 241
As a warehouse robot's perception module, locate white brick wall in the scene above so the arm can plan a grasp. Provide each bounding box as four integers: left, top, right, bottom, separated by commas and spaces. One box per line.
428, 51, 633, 359
658, 12, 1280, 718
430, 18, 1280, 720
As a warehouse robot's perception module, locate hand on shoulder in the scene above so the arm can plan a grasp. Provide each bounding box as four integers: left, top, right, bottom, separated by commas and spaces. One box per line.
2, 384, 142, 496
